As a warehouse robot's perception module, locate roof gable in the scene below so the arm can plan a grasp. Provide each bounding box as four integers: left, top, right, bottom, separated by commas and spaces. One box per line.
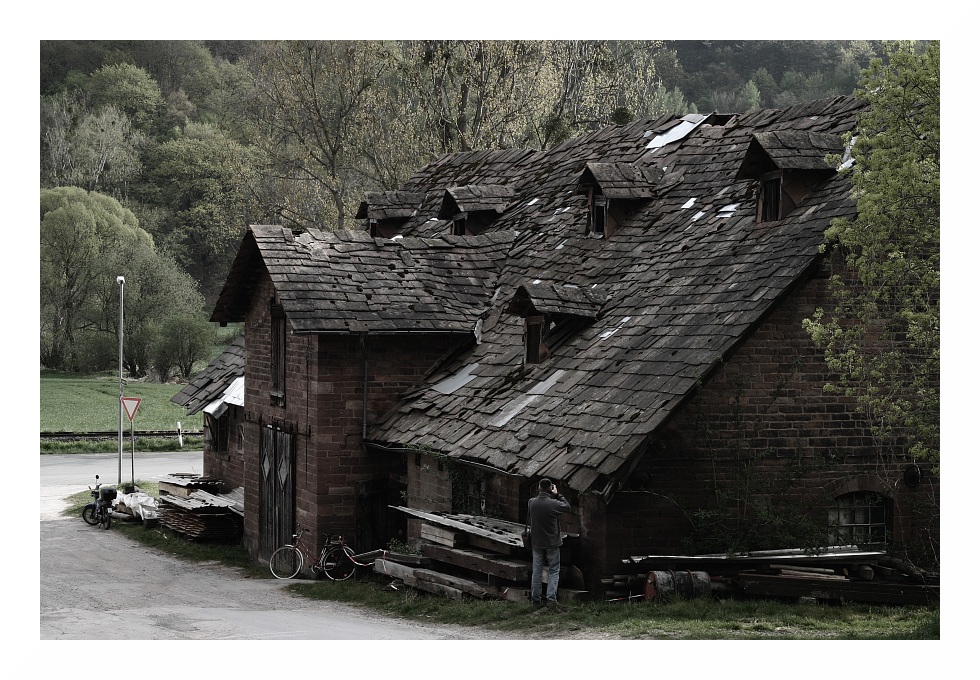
438, 184, 516, 219
355, 191, 424, 221
736, 130, 844, 180
577, 162, 662, 200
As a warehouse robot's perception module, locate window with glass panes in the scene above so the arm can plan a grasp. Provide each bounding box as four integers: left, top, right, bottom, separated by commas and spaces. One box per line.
828, 491, 890, 546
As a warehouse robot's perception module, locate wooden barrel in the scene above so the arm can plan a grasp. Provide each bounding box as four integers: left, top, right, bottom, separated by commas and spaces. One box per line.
645, 570, 711, 600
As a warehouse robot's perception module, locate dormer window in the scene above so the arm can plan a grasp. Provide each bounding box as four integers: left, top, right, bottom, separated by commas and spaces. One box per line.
506, 280, 608, 365
356, 191, 423, 238
577, 162, 660, 239
439, 185, 514, 236
736, 131, 843, 223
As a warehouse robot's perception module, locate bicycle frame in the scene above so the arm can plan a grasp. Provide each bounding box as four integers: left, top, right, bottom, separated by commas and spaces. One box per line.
270, 527, 378, 580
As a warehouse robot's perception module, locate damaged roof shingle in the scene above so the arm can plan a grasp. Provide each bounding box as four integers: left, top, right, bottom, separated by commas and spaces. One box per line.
364, 96, 863, 498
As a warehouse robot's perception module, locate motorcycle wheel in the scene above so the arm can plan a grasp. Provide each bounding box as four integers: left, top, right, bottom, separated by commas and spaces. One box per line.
100, 509, 112, 530
82, 505, 98, 525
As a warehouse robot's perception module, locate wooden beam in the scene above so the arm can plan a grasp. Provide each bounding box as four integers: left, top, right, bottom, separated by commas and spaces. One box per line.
422, 543, 530, 582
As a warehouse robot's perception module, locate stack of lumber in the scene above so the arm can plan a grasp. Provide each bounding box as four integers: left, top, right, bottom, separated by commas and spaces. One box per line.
376, 506, 588, 603
615, 548, 939, 606
159, 473, 227, 498
158, 485, 244, 543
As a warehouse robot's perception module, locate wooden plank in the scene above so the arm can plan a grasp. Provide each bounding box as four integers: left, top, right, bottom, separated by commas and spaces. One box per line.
420, 524, 464, 547
373, 559, 417, 580
373, 559, 497, 599
414, 569, 496, 599
769, 564, 837, 575
738, 574, 938, 605
392, 506, 525, 549
422, 543, 530, 581
469, 534, 514, 555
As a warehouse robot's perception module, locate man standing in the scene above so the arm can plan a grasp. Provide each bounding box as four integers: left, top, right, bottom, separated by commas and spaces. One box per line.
527, 478, 571, 607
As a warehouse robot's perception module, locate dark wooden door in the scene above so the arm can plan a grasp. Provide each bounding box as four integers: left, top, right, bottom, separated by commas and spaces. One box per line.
259, 425, 294, 560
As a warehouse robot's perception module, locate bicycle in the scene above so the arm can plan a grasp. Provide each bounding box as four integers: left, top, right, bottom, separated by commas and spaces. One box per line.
269, 528, 376, 581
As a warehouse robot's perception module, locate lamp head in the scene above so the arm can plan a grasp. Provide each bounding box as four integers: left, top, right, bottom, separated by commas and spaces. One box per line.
116, 276, 125, 285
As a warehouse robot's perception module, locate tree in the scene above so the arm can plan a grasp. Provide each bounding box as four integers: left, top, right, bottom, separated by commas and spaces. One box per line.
40, 92, 147, 195
40, 187, 206, 378
142, 121, 261, 301
86, 63, 164, 132
154, 313, 216, 380
41, 187, 149, 370
804, 41, 939, 469
245, 40, 398, 231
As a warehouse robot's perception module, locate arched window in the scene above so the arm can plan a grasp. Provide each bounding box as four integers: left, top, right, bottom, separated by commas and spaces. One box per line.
828, 491, 891, 547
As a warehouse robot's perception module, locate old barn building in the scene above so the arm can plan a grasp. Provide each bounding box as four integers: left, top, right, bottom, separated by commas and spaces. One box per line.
184, 95, 937, 596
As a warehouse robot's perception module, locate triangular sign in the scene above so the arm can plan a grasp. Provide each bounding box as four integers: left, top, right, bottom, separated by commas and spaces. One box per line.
121, 396, 142, 421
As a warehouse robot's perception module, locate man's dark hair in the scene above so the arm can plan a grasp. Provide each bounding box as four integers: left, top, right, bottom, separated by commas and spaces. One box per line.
539, 478, 552, 490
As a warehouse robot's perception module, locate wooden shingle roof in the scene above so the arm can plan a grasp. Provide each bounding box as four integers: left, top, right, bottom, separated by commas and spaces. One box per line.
355, 191, 424, 221
212, 227, 515, 335
506, 281, 608, 320
578, 162, 662, 199
171, 335, 244, 415
438, 185, 516, 219
736, 130, 845, 179
364, 96, 864, 498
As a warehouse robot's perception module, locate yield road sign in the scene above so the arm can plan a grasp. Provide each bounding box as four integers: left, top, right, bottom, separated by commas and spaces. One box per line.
121, 396, 142, 421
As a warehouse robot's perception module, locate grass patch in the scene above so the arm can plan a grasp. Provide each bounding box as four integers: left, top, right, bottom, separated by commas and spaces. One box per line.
288, 577, 938, 639
41, 371, 202, 433
41, 435, 204, 454
41, 371, 204, 453
57, 486, 940, 640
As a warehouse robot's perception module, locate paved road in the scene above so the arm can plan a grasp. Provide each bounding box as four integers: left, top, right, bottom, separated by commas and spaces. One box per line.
39, 452, 522, 643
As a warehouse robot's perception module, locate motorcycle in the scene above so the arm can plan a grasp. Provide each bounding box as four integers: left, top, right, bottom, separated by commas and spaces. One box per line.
81, 474, 116, 529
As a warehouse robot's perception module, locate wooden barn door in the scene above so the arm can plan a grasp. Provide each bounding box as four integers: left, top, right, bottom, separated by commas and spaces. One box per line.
259, 424, 294, 560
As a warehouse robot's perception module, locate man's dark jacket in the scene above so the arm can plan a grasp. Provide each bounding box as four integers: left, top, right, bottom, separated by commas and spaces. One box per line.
527, 491, 572, 549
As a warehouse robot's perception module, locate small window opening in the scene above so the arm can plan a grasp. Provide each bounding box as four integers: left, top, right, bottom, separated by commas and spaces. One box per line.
759, 171, 782, 222
590, 197, 607, 237
204, 412, 230, 453
828, 491, 891, 547
524, 315, 550, 364
270, 303, 286, 406
453, 215, 467, 236
451, 466, 487, 514
367, 219, 378, 237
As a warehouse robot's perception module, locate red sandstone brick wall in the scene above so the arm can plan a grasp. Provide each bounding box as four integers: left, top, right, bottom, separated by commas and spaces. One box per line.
596, 261, 939, 572
239, 272, 472, 558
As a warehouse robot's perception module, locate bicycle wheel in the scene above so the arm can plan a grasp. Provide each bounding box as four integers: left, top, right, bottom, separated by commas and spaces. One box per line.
321, 546, 356, 581
82, 505, 97, 525
269, 546, 303, 579
100, 509, 111, 530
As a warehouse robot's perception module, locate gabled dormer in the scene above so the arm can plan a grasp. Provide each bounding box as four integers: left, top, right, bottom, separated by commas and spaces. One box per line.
356, 191, 424, 238
506, 281, 608, 365
735, 131, 844, 223
438, 185, 515, 236
576, 163, 661, 238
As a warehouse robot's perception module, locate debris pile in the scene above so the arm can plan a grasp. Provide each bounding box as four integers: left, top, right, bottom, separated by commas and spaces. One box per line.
157, 474, 243, 543
612, 547, 939, 605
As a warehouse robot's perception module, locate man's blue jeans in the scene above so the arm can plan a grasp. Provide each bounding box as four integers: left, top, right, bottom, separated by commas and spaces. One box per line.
530, 546, 561, 603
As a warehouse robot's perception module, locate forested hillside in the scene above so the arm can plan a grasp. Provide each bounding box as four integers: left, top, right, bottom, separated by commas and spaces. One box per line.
39, 39, 892, 380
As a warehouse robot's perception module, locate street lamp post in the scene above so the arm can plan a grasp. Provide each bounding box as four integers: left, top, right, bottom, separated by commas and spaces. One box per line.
117, 276, 125, 485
